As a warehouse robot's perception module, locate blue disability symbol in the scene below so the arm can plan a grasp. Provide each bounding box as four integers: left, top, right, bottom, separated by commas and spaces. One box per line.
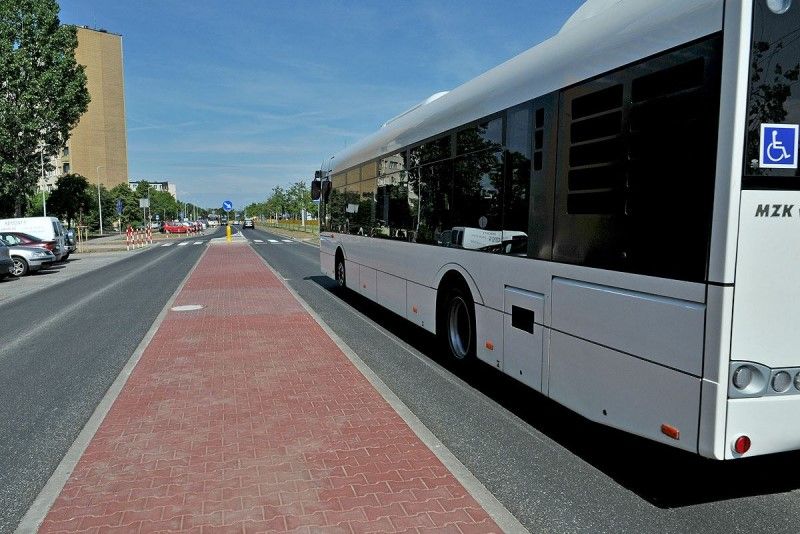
760, 124, 799, 169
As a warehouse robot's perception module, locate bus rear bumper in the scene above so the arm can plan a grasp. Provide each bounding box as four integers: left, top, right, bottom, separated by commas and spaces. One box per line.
726, 396, 800, 459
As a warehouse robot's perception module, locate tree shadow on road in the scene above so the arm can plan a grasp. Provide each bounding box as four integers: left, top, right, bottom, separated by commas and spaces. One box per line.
305, 275, 800, 509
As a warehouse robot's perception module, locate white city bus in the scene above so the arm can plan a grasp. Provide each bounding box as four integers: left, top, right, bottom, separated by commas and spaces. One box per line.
316, 0, 800, 459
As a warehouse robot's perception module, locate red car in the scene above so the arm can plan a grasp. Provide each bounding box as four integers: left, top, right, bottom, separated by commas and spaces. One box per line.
0, 231, 63, 260
162, 221, 188, 234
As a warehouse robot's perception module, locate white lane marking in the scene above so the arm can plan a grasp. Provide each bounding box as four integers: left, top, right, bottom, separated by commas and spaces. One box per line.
177, 242, 189, 246
0, 249, 180, 361
267, 239, 279, 243
281, 239, 293, 243
193, 241, 203, 245
161, 243, 172, 247
253, 239, 264, 243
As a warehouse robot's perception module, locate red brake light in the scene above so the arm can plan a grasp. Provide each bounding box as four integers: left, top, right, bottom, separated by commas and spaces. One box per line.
734, 435, 751, 455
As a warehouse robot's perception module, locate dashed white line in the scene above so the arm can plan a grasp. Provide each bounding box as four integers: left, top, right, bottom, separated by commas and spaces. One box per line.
161, 243, 172, 247
253, 239, 264, 243
193, 241, 203, 245
267, 239, 279, 243
177, 242, 189, 246
281, 239, 293, 243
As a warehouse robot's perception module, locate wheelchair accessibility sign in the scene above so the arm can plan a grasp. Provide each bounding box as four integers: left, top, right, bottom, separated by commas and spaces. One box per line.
760, 124, 798, 169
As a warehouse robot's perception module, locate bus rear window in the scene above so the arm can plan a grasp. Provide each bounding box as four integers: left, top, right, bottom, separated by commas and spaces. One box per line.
743, 1, 800, 187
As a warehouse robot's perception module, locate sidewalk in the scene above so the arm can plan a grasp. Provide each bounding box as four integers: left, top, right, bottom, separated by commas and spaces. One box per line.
34, 243, 502, 533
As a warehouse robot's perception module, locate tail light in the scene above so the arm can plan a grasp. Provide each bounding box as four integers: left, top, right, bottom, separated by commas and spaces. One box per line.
734, 435, 752, 455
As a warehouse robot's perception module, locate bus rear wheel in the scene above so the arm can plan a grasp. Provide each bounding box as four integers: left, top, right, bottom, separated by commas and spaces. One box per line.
335, 255, 346, 289
441, 285, 476, 362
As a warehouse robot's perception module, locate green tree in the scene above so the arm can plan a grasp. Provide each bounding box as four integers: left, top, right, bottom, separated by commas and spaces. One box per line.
109, 183, 139, 227
266, 185, 287, 219
287, 180, 316, 220
149, 189, 178, 221
0, 0, 90, 216
48, 172, 91, 227
81, 183, 114, 231
25, 188, 47, 216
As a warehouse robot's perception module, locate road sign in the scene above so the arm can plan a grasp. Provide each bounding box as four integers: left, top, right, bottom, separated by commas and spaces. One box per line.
115, 199, 123, 215
155, 214, 160, 220
222, 200, 233, 212
760, 123, 799, 169
139, 198, 150, 208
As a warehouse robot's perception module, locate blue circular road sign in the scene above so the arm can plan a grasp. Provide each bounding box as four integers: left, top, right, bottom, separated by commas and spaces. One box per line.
222, 200, 233, 212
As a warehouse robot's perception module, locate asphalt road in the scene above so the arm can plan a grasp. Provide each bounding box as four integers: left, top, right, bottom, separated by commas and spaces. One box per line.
0, 230, 218, 534
243, 226, 800, 534
6, 225, 800, 533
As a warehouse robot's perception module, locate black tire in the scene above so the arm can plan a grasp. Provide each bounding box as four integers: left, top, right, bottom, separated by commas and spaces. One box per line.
62, 252, 70, 261
440, 285, 476, 362
335, 255, 346, 289
11, 256, 28, 277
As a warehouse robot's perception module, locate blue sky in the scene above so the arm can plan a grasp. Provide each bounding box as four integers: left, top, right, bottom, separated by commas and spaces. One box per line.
58, 1, 584, 210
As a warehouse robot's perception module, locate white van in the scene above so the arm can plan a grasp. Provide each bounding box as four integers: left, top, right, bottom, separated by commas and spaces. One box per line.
0, 217, 67, 261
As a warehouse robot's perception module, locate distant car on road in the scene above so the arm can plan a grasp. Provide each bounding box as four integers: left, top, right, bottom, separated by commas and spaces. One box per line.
0, 240, 13, 280
162, 221, 188, 234
243, 218, 254, 229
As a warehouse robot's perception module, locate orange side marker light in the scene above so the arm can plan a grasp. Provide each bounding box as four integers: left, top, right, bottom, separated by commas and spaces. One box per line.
660, 424, 680, 440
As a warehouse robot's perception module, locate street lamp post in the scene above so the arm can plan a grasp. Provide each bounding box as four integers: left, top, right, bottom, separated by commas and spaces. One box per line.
96, 165, 104, 235
40, 150, 47, 216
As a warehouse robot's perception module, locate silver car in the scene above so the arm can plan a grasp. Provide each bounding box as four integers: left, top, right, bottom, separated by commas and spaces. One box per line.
0, 241, 13, 280
0, 239, 56, 276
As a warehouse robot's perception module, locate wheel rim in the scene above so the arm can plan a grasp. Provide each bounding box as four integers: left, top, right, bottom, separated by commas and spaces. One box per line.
12, 258, 25, 276
447, 296, 471, 359
336, 261, 345, 287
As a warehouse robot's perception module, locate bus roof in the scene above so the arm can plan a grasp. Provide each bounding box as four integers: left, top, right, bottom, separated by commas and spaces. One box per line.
330, 0, 723, 175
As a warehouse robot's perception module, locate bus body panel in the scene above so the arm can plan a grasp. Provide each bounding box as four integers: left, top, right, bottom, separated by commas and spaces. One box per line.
503, 287, 545, 392
699, 285, 736, 460
708, 0, 751, 284
377, 271, 407, 318
549, 331, 701, 454
726, 396, 800, 459
732, 191, 800, 369
551, 279, 706, 377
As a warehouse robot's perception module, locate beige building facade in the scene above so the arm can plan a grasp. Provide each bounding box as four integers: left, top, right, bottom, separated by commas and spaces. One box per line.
42, 27, 129, 191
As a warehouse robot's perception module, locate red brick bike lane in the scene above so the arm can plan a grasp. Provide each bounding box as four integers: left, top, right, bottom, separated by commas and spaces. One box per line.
38, 243, 501, 533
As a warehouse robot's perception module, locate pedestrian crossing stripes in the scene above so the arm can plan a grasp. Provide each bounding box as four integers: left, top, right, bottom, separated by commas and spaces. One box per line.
250, 239, 297, 245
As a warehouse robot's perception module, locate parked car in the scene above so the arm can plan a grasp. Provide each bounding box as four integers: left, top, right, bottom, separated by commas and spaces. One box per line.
0, 238, 56, 276
162, 221, 187, 234
0, 217, 67, 261
64, 229, 76, 255
243, 218, 254, 229
0, 240, 13, 280
0, 231, 63, 260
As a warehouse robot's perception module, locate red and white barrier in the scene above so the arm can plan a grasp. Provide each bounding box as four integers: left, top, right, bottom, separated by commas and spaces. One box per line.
126, 225, 133, 251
